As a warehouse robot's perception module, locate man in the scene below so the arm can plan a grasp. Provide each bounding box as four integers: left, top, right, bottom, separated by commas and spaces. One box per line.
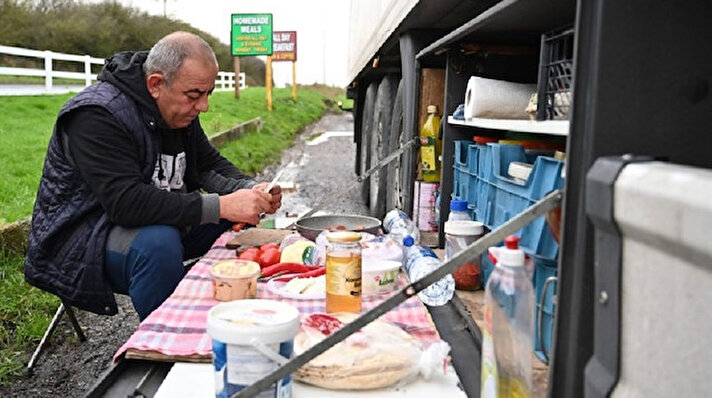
24, 31, 281, 320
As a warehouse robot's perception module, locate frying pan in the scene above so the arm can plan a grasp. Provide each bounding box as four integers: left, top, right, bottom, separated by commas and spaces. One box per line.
295, 214, 382, 241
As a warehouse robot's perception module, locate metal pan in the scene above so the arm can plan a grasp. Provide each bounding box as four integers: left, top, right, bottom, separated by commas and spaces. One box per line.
295, 214, 382, 241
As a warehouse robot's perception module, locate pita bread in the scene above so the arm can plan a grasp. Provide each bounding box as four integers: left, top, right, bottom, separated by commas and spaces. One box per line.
293, 313, 422, 390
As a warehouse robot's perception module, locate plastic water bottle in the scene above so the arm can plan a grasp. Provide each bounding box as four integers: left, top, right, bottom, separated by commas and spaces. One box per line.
448, 199, 470, 221
383, 209, 420, 247
403, 243, 455, 306
480, 235, 534, 397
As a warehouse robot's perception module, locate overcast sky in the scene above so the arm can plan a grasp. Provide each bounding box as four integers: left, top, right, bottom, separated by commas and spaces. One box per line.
103, 0, 351, 87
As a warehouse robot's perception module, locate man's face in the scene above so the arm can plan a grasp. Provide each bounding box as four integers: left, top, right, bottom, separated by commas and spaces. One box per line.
149, 57, 218, 129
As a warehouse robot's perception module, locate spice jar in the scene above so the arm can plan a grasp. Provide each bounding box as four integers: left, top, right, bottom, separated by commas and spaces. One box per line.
444, 220, 484, 290
325, 231, 362, 313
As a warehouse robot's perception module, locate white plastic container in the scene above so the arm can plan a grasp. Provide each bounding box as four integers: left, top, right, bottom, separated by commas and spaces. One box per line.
210, 260, 260, 301
448, 199, 471, 221
207, 300, 300, 398
444, 220, 484, 291
362, 259, 401, 296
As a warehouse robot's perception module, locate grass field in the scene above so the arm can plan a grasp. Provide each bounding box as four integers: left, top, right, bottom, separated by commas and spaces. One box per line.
0, 86, 332, 225
0, 85, 339, 385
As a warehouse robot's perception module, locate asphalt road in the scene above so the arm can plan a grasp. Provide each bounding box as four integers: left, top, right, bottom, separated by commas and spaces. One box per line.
257, 110, 369, 219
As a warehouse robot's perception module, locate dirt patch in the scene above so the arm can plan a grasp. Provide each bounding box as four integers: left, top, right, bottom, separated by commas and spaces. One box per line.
0, 295, 138, 397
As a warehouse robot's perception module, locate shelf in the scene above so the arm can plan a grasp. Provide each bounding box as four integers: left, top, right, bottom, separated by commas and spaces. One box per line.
448, 116, 569, 136
417, 0, 576, 58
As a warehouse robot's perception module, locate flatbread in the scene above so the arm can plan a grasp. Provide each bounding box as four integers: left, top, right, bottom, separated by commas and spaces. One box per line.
294, 313, 422, 390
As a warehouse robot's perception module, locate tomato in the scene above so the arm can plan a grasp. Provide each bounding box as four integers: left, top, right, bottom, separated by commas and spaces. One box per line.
238, 247, 260, 262
257, 248, 281, 268
259, 243, 280, 252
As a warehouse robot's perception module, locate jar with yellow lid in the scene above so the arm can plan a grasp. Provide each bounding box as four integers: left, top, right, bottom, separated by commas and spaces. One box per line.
325, 231, 362, 313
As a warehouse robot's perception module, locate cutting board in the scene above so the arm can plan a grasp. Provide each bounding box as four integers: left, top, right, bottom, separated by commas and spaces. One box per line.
225, 228, 293, 250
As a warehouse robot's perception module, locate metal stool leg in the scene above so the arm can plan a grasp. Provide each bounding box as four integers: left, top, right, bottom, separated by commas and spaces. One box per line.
62, 300, 86, 342
25, 301, 86, 376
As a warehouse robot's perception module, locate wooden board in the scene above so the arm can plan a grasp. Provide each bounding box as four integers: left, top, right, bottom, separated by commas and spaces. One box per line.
225, 228, 293, 250
418, 68, 446, 133
125, 348, 211, 363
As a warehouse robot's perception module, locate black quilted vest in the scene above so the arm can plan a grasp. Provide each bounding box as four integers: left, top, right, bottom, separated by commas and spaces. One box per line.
24, 82, 159, 315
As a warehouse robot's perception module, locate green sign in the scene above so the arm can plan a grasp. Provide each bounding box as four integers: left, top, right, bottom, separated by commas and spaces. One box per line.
231, 13, 273, 56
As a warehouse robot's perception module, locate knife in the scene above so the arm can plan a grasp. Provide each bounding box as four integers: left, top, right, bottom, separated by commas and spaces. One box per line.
259, 168, 286, 219
264, 167, 285, 194
232, 167, 287, 232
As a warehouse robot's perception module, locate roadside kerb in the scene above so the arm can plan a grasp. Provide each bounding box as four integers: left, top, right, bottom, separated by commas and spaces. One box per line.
0, 117, 263, 254
208, 117, 262, 147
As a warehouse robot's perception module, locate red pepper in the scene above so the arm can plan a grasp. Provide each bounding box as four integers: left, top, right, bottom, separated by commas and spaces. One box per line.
273, 267, 326, 282
259, 262, 320, 278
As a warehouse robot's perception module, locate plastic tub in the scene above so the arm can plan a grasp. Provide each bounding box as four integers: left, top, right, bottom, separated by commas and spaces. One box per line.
362, 260, 401, 296
210, 260, 260, 301
207, 299, 300, 398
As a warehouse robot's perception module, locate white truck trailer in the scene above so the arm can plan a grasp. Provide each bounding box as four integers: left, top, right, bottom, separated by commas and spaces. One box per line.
346, 0, 712, 396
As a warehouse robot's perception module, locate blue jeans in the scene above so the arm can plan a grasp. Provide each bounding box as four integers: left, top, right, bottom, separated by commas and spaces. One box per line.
104, 220, 232, 320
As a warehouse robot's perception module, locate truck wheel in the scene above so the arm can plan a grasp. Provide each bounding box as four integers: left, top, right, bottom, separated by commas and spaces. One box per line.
386, 78, 405, 212
360, 82, 378, 204
369, 75, 398, 219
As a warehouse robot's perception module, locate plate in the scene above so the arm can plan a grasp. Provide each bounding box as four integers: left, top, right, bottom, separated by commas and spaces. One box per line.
266, 277, 326, 300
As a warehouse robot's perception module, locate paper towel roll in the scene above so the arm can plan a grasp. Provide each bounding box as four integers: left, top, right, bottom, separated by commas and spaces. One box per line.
464, 76, 537, 120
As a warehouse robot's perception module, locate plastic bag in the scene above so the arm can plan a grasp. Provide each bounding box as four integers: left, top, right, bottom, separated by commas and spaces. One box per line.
293, 313, 450, 390
279, 233, 321, 265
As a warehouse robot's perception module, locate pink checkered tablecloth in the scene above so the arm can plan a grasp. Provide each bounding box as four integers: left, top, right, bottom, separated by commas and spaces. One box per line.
113, 231, 440, 362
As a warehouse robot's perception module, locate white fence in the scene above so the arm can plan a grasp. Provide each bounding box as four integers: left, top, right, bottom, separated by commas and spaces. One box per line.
0, 44, 245, 94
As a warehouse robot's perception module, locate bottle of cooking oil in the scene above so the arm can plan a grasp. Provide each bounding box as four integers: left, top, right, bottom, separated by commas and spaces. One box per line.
325, 231, 362, 313
420, 105, 442, 182
480, 235, 534, 398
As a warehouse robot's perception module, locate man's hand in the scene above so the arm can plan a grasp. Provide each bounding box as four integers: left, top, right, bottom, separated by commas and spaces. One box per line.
252, 182, 283, 214
218, 189, 272, 225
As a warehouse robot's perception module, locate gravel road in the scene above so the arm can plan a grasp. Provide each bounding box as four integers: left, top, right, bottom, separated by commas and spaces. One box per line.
0, 110, 365, 397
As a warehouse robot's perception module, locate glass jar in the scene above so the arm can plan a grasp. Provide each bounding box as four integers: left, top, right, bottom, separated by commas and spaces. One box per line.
325, 231, 362, 313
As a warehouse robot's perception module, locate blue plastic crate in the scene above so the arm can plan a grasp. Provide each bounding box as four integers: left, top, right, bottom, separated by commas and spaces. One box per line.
488, 144, 564, 261
452, 165, 462, 199
477, 142, 495, 183
466, 172, 478, 209
457, 169, 469, 203
467, 144, 480, 175
454, 140, 472, 170
470, 177, 497, 227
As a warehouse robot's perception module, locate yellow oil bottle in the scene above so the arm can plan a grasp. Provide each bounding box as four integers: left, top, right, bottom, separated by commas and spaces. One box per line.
420, 105, 442, 183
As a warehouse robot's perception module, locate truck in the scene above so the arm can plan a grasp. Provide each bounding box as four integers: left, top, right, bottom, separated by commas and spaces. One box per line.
346, 0, 712, 396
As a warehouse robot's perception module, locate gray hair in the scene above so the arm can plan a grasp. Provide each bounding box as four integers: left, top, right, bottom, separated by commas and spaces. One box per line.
143, 31, 218, 85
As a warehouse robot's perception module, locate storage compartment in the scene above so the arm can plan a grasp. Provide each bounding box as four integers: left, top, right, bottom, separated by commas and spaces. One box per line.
537, 26, 574, 121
